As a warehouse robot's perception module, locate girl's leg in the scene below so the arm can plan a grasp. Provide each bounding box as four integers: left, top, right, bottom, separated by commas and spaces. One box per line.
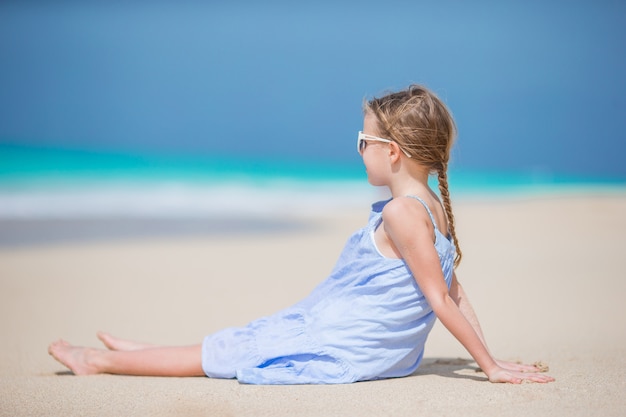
97, 331, 156, 351
48, 339, 205, 377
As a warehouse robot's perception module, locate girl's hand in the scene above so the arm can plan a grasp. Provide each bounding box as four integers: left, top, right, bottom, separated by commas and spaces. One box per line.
495, 359, 549, 373
487, 366, 555, 384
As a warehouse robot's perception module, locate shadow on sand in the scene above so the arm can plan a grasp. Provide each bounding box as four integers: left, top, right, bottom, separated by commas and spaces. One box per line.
413, 357, 487, 382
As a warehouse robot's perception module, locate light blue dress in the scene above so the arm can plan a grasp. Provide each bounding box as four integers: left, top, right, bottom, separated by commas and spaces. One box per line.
201, 196, 456, 384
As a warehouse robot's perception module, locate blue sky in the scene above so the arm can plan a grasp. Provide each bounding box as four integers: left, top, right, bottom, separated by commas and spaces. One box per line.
1, 1, 625, 179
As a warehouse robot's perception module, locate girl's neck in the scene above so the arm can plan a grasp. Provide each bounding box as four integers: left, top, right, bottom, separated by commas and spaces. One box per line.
389, 174, 430, 198
387, 166, 432, 199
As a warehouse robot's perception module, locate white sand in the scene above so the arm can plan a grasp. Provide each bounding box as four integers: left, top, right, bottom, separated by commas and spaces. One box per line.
1, 192, 625, 416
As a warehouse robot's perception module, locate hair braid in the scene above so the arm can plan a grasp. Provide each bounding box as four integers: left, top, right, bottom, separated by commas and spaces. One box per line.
437, 165, 462, 267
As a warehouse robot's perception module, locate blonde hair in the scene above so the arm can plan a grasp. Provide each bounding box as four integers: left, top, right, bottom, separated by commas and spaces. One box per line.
365, 84, 462, 266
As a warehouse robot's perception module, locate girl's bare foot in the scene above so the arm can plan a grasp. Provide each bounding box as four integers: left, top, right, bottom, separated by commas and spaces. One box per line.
97, 332, 155, 351
48, 339, 102, 375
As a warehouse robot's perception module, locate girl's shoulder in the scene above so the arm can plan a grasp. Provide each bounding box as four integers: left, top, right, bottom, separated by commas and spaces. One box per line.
381, 196, 435, 230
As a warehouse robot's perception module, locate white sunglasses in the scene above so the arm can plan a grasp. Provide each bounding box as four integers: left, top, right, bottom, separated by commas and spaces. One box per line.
357, 131, 412, 158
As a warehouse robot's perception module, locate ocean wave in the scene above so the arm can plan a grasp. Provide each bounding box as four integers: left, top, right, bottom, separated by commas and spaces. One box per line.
2, 172, 623, 220
0, 179, 381, 219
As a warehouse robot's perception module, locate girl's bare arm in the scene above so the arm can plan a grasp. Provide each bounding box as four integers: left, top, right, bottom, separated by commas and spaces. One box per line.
382, 200, 554, 383
449, 273, 546, 373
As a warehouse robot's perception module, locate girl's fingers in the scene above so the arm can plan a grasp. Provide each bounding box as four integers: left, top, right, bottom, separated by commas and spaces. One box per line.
490, 369, 555, 384
497, 360, 549, 373
525, 373, 556, 383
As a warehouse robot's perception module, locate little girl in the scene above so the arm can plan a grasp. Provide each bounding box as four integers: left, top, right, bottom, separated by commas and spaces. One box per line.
49, 85, 554, 384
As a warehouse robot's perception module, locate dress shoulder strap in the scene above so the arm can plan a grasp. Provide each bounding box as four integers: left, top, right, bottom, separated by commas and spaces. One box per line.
406, 195, 439, 231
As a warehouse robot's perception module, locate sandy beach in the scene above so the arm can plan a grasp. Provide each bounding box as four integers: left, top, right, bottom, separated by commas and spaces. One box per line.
1, 191, 625, 416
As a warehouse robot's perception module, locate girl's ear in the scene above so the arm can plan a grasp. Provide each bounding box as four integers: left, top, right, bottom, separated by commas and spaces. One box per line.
387, 141, 403, 163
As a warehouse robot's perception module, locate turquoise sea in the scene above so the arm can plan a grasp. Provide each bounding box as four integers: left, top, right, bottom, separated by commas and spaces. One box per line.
1, 144, 623, 221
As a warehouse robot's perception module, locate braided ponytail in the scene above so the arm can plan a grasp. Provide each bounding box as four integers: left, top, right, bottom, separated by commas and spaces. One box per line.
437, 164, 462, 267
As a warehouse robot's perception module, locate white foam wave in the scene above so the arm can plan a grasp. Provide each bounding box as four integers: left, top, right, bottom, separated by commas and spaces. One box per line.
0, 180, 385, 219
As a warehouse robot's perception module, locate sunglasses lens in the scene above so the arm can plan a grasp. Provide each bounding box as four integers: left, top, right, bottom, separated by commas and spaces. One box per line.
358, 138, 366, 153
